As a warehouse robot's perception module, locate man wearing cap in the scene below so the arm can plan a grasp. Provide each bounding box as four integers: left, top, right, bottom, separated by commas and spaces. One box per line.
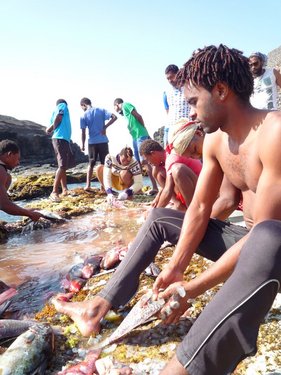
249, 52, 281, 110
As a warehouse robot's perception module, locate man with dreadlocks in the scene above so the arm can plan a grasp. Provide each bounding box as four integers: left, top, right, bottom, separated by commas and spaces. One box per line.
249, 51, 281, 110
53, 45, 281, 375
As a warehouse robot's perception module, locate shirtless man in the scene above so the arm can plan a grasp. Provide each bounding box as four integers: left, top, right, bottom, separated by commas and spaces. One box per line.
0, 140, 42, 221
53, 45, 281, 374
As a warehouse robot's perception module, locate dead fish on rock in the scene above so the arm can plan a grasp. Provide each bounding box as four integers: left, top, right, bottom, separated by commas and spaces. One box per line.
0, 323, 54, 374
100, 246, 128, 270
0, 319, 36, 340
62, 256, 103, 292
57, 349, 101, 374
144, 262, 161, 278
35, 209, 66, 222
96, 291, 165, 348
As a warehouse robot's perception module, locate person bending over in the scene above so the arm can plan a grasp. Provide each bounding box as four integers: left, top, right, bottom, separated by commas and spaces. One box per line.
139, 128, 202, 211
96, 146, 143, 202
0, 140, 42, 221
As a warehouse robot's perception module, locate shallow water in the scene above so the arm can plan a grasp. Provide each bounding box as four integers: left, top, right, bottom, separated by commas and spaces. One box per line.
0, 206, 147, 317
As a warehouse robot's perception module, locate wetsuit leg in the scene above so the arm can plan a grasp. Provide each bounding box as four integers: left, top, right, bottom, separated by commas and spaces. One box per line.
177, 220, 281, 375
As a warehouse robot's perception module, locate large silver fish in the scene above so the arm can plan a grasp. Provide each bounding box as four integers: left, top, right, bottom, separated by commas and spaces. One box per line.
35, 209, 66, 222
0, 323, 53, 374
97, 291, 165, 348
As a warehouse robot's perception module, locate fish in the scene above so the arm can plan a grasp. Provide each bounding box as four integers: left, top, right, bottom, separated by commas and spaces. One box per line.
0, 323, 54, 374
96, 291, 165, 348
100, 246, 128, 270
82, 255, 102, 278
57, 349, 101, 374
0, 319, 36, 340
35, 209, 66, 222
144, 262, 161, 278
0, 281, 17, 316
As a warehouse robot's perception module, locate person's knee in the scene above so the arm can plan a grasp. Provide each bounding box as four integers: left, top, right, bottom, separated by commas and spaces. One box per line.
89, 160, 96, 169
251, 220, 281, 250
172, 164, 195, 183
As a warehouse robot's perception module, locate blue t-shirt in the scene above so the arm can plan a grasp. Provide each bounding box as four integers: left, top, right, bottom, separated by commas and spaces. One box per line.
80, 107, 112, 144
50, 102, 72, 142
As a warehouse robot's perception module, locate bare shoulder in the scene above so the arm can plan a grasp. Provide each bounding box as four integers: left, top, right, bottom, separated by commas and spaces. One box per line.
258, 111, 281, 158
261, 111, 281, 133
203, 130, 224, 156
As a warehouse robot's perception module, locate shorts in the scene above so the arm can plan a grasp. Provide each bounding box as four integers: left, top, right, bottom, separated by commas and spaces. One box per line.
88, 143, 109, 167
111, 174, 126, 191
133, 136, 150, 163
52, 138, 74, 169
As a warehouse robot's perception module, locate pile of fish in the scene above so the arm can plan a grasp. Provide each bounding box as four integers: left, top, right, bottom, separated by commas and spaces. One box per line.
61, 246, 161, 293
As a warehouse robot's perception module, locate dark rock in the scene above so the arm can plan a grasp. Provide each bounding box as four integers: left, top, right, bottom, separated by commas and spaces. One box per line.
0, 115, 87, 165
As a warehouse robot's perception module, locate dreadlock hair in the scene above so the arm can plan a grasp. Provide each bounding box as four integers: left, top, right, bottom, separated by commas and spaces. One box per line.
176, 44, 253, 102
0, 140, 19, 155
139, 139, 164, 156
119, 146, 133, 159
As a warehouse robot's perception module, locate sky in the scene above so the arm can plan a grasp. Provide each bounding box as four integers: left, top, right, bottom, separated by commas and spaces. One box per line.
1, 0, 281, 154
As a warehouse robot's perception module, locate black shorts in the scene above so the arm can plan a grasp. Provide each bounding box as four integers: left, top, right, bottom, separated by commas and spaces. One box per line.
88, 143, 109, 167
52, 138, 75, 169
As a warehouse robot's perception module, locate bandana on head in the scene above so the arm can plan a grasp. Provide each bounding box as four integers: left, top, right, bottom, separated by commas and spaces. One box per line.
249, 52, 268, 66
166, 118, 198, 155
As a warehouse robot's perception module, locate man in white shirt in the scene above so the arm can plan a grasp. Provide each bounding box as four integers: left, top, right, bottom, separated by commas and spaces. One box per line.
249, 52, 281, 110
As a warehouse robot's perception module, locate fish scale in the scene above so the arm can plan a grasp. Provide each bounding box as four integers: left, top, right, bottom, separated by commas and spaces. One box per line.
97, 292, 165, 348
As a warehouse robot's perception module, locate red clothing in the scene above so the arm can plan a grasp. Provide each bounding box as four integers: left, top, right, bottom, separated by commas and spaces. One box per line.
164, 152, 202, 207
165, 153, 202, 176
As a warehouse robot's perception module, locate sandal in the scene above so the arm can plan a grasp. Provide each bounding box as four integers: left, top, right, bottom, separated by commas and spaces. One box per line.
146, 189, 158, 196
49, 193, 61, 203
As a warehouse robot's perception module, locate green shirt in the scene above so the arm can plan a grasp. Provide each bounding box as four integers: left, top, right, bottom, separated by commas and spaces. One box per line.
122, 102, 149, 140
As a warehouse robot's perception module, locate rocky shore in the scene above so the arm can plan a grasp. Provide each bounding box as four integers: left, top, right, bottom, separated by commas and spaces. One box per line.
0, 169, 280, 374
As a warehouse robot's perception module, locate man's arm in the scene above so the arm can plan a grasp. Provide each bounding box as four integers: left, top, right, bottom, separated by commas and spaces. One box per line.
81, 128, 86, 152
104, 114, 117, 130
253, 113, 281, 223
0, 184, 42, 221
131, 109, 146, 127
46, 113, 63, 134
211, 175, 241, 220
153, 134, 224, 293
273, 67, 281, 89
156, 173, 176, 208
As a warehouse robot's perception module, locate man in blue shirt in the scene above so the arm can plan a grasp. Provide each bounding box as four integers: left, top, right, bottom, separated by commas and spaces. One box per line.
80, 97, 117, 191
46, 99, 73, 202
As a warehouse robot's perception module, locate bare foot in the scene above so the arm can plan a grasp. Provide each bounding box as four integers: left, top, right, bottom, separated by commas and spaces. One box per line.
52, 296, 111, 336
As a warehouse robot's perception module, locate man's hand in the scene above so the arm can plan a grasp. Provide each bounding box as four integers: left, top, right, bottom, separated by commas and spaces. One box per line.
106, 194, 115, 204
118, 192, 128, 201
157, 281, 192, 324
152, 264, 184, 299
28, 210, 43, 222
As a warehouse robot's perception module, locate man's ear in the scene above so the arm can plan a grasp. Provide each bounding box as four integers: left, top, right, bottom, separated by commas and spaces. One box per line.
214, 82, 229, 101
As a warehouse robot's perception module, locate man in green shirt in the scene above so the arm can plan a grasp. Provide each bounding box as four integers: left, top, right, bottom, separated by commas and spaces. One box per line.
114, 98, 158, 195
